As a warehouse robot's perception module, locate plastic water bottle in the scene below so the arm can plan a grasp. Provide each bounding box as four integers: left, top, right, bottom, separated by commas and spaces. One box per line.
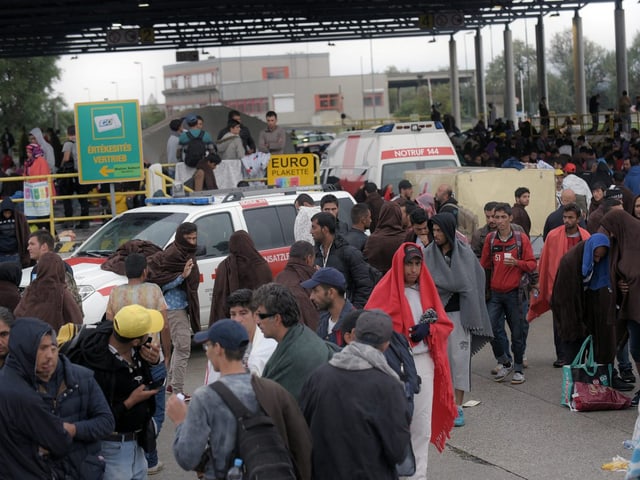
226, 458, 243, 480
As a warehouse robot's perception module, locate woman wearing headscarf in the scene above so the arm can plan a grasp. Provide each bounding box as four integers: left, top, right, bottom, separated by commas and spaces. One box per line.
29, 127, 55, 172
551, 233, 616, 367
0, 262, 21, 311
24, 142, 52, 229
209, 230, 273, 323
366, 243, 456, 480
14, 252, 83, 330
363, 202, 406, 275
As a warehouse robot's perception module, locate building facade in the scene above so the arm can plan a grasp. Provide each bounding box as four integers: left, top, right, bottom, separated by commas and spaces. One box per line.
162, 53, 389, 126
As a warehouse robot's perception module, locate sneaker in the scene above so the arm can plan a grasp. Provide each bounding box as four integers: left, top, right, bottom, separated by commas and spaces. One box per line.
621, 369, 636, 384
148, 461, 164, 475
612, 376, 634, 392
454, 406, 465, 427
493, 364, 513, 382
632, 390, 640, 407
511, 372, 526, 384
491, 363, 503, 375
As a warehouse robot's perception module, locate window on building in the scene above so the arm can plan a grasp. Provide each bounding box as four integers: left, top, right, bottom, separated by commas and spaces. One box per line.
363, 92, 384, 107
262, 67, 290, 80
315, 94, 341, 111
273, 94, 295, 113
225, 98, 269, 115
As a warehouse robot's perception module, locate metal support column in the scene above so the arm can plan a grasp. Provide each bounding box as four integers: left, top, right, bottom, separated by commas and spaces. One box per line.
449, 36, 461, 129
535, 14, 548, 107
573, 11, 587, 119
475, 29, 486, 122
504, 26, 516, 124
615, 0, 628, 97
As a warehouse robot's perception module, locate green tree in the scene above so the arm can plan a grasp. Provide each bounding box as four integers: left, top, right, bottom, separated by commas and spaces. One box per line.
0, 57, 63, 133
547, 30, 613, 112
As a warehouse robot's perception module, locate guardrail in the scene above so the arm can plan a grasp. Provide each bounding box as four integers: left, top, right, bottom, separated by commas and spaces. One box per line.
0, 171, 146, 233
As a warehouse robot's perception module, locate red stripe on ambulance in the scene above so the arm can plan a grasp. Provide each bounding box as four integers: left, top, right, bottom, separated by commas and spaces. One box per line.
380, 146, 455, 160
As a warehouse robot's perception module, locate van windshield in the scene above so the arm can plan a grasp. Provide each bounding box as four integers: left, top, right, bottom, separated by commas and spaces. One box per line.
381, 160, 457, 192
76, 212, 188, 257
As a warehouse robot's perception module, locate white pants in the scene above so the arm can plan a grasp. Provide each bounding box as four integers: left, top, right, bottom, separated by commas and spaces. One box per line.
403, 351, 434, 480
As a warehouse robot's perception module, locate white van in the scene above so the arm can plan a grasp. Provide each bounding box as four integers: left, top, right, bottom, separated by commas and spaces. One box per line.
322, 122, 460, 195
21, 188, 355, 326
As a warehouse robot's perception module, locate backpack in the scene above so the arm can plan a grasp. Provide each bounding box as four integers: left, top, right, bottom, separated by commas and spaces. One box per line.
383, 331, 421, 417
184, 130, 206, 167
211, 381, 296, 480
57, 322, 105, 363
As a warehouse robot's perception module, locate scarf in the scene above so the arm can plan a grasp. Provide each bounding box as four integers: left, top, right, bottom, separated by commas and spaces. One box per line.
366, 242, 456, 452
363, 202, 407, 274
25, 143, 44, 168
424, 213, 493, 355
210, 230, 272, 322
14, 252, 83, 330
581, 233, 611, 291
101, 240, 163, 276
329, 342, 401, 382
147, 223, 200, 332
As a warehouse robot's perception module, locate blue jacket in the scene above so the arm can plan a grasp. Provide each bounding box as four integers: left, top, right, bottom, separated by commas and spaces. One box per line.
316, 300, 356, 347
0, 318, 73, 479
40, 355, 115, 478
624, 165, 640, 196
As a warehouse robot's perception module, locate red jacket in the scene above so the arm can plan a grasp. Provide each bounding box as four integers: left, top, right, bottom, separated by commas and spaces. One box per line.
480, 228, 537, 293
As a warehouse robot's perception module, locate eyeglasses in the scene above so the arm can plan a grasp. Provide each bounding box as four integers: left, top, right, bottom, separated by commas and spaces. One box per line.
256, 312, 277, 320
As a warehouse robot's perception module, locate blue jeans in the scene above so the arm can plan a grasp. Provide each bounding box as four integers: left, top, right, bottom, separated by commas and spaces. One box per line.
145, 362, 166, 468
101, 440, 147, 480
617, 339, 632, 372
0, 253, 19, 264
488, 289, 525, 372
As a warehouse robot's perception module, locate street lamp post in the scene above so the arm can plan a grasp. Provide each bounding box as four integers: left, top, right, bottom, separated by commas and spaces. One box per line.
110, 81, 119, 100
149, 75, 158, 103
134, 61, 144, 105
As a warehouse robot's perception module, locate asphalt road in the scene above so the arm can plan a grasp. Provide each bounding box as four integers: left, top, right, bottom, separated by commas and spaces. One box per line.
147, 312, 637, 480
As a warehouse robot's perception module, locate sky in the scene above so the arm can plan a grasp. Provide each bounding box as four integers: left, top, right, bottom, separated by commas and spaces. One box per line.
53, 1, 640, 108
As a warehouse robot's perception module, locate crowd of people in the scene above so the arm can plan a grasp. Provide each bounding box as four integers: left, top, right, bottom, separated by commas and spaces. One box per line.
4, 110, 640, 479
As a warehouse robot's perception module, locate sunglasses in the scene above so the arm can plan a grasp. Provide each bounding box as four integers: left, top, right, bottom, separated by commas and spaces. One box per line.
256, 312, 277, 320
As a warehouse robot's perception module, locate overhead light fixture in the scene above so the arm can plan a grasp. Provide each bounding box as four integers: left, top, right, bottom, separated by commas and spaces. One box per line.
429, 36, 436, 43
138, 2, 150, 7
328, 42, 336, 46
549, 11, 560, 17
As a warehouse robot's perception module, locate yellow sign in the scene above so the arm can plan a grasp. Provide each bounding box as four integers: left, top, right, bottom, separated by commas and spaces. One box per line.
267, 154, 317, 187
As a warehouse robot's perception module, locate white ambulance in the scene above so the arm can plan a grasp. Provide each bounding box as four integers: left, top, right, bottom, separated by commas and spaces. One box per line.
322, 122, 461, 195
21, 188, 355, 327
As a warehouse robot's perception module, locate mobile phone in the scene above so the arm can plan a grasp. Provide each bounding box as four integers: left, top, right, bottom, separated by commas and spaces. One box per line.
146, 378, 166, 390
143, 337, 153, 348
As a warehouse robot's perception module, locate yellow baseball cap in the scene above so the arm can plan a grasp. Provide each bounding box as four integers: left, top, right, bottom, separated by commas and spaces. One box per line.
114, 305, 164, 339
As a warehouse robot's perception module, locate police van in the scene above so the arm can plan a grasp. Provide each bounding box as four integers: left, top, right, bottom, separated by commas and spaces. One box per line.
23, 188, 354, 326
322, 122, 460, 194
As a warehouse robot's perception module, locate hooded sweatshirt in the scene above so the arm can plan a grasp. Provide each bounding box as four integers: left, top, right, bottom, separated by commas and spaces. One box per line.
0, 196, 31, 266
29, 128, 55, 172
0, 318, 72, 479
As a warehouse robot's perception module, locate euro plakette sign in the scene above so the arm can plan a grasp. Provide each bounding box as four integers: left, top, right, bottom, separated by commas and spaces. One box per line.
74, 100, 144, 184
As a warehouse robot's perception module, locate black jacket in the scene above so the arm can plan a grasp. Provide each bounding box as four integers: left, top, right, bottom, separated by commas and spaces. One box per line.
41, 355, 115, 479
71, 321, 155, 434
300, 362, 410, 480
0, 318, 72, 480
314, 235, 373, 308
